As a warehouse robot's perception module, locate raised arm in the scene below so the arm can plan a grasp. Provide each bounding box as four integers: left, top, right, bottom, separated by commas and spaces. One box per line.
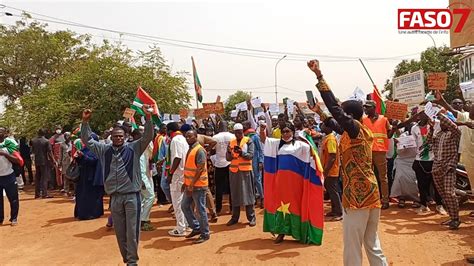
262, 104, 273, 137
80, 109, 107, 157
246, 100, 258, 130
307, 60, 360, 139
435, 90, 459, 118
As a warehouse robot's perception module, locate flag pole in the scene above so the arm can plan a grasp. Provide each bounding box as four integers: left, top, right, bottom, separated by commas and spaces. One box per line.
358, 58, 376, 86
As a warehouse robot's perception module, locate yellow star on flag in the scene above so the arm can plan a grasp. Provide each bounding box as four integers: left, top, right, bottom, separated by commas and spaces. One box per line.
277, 201, 291, 218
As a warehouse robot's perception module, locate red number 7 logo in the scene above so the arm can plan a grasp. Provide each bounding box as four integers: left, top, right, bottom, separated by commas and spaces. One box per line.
453, 8, 471, 33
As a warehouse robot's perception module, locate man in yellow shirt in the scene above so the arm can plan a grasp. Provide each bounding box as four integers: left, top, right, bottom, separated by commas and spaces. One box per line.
321, 121, 342, 220
272, 113, 287, 139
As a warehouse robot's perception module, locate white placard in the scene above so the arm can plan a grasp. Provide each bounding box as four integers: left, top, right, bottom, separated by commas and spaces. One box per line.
163, 113, 170, 120
171, 114, 180, 122
250, 97, 262, 108
392, 70, 425, 105
348, 87, 366, 102
396, 135, 417, 150
235, 102, 247, 111
424, 102, 440, 120
287, 99, 295, 113
460, 80, 474, 101
269, 103, 279, 113
186, 118, 194, 125
230, 110, 238, 118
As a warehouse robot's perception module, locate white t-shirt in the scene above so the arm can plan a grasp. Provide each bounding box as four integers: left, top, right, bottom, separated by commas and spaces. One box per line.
170, 134, 189, 191
0, 146, 13, 177
212, 132, 235, 168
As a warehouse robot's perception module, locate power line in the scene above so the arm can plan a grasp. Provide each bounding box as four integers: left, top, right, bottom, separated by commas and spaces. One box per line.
1, 5, 421, 62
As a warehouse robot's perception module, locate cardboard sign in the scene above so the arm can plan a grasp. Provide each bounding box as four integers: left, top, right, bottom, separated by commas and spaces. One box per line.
122, 108, 136, 119
202, 102, 224, 114
179, 109, 189, 118
194, 108, 210, 119
384, 101, 408, 121
427, 72, 448, 91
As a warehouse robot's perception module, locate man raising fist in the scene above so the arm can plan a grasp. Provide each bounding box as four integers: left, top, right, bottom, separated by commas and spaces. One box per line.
80, 105, 154, 265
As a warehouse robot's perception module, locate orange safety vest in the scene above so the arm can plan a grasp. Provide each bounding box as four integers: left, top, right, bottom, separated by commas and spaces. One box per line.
363, 115, 389, 152
183, 144, 208, 187
229, 137, 252, 173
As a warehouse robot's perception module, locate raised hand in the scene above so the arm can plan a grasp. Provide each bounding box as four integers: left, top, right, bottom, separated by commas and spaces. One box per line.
82, 109, 92, 122
142, 104, 153, 115
307, 60, 322, 77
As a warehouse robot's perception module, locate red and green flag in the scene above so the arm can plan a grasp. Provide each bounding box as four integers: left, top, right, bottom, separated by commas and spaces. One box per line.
371, 85, 386, 115
131, 86, 161, 126
191, 56, 203, 103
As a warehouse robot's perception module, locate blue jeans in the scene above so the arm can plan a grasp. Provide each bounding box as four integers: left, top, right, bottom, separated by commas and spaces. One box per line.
181, 187, 209, 237
252, 159, 263, 198
160, 174, 171, 202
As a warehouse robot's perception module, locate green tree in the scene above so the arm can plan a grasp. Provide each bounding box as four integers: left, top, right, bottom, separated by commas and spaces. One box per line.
2, 42, 190, 137
0, 18, 89, 104
383, 46, 460, 103
224, 90, 251, 119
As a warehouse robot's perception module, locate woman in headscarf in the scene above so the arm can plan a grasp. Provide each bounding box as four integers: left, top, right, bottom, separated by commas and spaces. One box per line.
259, 122, 324, 245
74, 133, 105, 220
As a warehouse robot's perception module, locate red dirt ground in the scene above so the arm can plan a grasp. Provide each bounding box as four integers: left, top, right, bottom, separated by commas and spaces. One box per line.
1, 186, 473, 265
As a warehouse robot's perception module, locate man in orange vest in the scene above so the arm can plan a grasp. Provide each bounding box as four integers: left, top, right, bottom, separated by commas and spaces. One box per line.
181, 129, 210, 244
225, 123, 256, 227
363, 100, 392, 209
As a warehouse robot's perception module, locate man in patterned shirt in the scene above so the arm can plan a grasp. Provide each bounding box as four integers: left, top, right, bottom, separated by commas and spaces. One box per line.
426, 110, 462, 230
308, 60, 387, 266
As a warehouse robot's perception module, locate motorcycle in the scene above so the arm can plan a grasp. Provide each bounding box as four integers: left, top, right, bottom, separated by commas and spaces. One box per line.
455, 164, 472, 204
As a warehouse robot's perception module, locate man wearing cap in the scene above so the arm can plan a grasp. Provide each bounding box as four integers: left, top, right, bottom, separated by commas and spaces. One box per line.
225, 123, 256, 226
363, 100, 392, 210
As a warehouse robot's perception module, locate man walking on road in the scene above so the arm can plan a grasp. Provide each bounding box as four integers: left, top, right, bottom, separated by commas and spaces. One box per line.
81, 106, 153, 266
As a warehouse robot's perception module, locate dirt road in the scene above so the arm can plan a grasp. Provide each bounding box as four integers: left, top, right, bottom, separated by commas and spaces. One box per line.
1, 187, 473, 265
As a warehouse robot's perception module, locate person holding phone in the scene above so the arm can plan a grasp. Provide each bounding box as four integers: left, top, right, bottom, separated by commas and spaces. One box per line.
225, 123, 256, 227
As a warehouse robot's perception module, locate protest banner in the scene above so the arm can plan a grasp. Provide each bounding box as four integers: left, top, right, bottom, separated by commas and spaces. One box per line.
179, 109, 189, 118
427, 72, 447, 91
122, 108, 136, 119
392, 70, 425, 105
203, 102, 224, 114
193, 108, 209, 119
384, 101, 408, 121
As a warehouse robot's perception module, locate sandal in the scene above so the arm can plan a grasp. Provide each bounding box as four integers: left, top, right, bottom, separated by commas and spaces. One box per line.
441, 219, 452, 226
398, 200, 406, 208
332, 216, 343, 221
412, 202, 421, 208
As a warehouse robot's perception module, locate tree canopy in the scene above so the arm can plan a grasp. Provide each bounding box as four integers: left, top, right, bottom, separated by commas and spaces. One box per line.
224, 90, 251, 119
383, 46, 461, 103
0, 18, 191, 137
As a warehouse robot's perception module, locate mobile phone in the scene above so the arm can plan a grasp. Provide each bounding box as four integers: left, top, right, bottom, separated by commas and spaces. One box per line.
306, 90, 316, 108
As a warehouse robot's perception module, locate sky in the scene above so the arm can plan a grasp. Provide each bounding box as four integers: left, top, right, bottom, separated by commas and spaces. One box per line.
0, 0, 451, 110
